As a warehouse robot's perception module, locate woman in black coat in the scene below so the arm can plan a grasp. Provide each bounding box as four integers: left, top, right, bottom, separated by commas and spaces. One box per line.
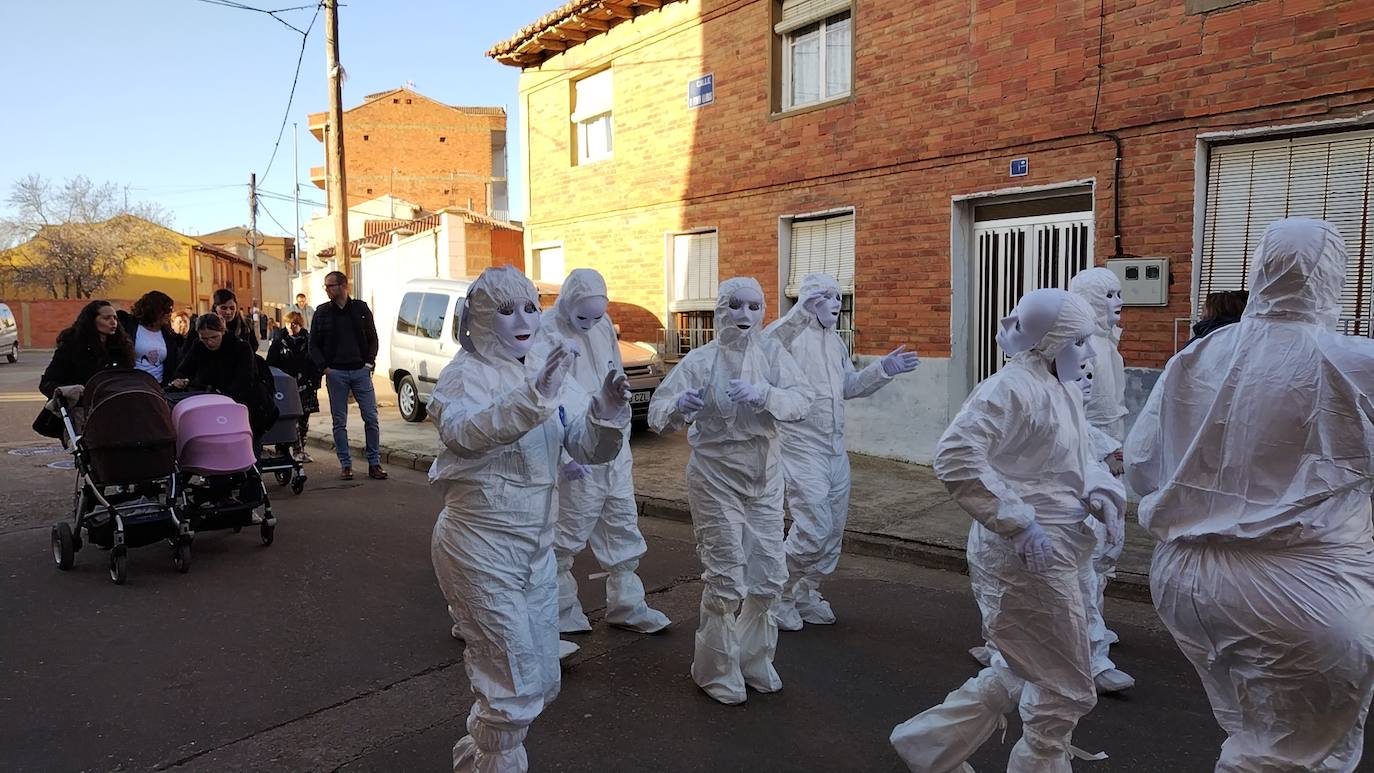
171, 313, 278, 437
33, 300, 134, 438
207, 288, 259, 353
266, 310, 319, 454
117, 290, 183, 387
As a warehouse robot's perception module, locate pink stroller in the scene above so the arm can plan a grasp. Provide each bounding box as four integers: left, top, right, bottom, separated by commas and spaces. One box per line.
172, 394, 277, 545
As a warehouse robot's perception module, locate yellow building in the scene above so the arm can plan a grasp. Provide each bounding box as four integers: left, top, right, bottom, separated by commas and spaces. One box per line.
0, 217, 265, 313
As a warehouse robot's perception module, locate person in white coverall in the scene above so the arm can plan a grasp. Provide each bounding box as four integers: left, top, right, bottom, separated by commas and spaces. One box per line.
527, 268, 671, 635
890, 287, 1126, 773
647, 277, 811, 705
763, 272, 920, 630
427, 266, 632, 773
1066, 266, 1134, 694
1126, 217, 1374, 773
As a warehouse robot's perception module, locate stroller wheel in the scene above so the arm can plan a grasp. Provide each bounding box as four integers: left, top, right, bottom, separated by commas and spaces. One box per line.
108, 551, 128, 585
290, 476, 306, 495
51, 523, 75, 570
172, 540, 192, 574
260, 520, 275, 546
274, 470, 291, 486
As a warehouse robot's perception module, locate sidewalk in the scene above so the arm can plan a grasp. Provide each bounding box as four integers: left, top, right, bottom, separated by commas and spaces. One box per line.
305, 378, 1154, 601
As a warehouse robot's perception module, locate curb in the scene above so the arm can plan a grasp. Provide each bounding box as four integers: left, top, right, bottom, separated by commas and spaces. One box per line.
305, 434, 1154, 603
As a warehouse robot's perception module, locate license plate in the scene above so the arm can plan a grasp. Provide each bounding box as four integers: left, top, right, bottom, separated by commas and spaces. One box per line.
630, 390, 652, 404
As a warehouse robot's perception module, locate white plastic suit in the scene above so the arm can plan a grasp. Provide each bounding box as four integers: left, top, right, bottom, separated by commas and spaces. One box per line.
647, 277, 811, 705
427, 266, 631, 773
764, 272, 918, 630
1068, 267, 1133, 694
890, 288, 1126, 773
1126, 217, 1374, 773
527, 268, 671, 635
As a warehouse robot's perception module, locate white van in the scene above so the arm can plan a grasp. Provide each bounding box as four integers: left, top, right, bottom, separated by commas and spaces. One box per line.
0, 303, 18, 363
387, 277, 665, 424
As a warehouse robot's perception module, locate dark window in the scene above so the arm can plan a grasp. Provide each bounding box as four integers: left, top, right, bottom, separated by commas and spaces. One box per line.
416, 293, 448, 339
406, 98, 412, 104
396, 292, 423, 335
439, 136, 446, 143
363, 134, 369, 141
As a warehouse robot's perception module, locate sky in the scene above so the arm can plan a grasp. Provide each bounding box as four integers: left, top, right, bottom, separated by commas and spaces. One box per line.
0, 0, 558, 240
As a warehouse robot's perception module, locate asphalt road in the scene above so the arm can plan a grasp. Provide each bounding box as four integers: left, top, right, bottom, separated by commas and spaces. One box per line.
0, 353, 1363, 772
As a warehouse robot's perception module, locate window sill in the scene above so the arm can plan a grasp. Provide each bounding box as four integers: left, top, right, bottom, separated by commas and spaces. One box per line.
575, 155, 614, 167
1184, 0, 1253, 13
770, 93, 853, 122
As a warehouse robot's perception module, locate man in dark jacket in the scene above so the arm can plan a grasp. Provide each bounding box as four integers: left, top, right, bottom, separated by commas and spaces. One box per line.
310, 271, 386, 481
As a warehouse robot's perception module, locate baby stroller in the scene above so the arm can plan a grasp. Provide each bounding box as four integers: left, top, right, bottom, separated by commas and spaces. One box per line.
257, 367, 308, 495
172, 394, 277, 546
49, 368, 192, 585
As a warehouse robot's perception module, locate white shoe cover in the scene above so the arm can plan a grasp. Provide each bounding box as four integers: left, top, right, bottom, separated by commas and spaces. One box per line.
558, 639, 580, 661
605, 562, 671, 633
692, 594, 746, 705
739, 595, 783, 693
556, 557, 592, 634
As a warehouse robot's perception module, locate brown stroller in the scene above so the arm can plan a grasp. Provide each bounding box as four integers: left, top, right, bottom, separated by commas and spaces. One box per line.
49, 368, 192, 584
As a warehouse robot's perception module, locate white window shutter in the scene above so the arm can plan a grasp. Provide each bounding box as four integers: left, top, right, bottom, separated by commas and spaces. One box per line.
775, 0, 850, 34
670, 231, 719, 311
1201, 129, 1374, 323
571, 69, 613, 123
787, 213, 855, 296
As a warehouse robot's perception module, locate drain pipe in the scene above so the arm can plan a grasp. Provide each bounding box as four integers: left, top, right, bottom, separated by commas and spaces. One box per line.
1099, 130, 1125, 258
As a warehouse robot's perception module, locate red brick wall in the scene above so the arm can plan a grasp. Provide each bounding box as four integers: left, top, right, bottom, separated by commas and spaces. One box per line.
515, 0, 1374, 367
4, 298, 134, 349
319, 92, 505, 216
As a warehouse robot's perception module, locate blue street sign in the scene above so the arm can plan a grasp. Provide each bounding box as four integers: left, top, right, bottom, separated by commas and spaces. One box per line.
1010, 158, 1029, 177
688, 73, 714, 109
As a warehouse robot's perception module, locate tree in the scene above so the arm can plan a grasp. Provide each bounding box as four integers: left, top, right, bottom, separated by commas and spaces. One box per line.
0, 174, 180, 299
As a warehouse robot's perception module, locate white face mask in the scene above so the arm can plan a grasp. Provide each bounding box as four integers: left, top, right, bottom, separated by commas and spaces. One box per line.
1107, 289, 1124, 328
807, 290, 843, 329
570, 295, 608, 332
1075, 363, 1095, 400
1055, 336, 1094, 384
725, 288, 764, 331
493, 299, 541, 359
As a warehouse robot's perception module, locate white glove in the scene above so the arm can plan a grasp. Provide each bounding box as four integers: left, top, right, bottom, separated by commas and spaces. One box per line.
1106, 449, 1125, 477
535, 342, 574, 399
590, 369, 631, 420
881, 345, 920, 377
1010, 522, 1054, 574
560, 461, 591, 482
1087, 490, 1122, 525
676, 388, 706, 415
801, 289, 831, 315
1102, 509, 1125, 549
726, 379, 765, 407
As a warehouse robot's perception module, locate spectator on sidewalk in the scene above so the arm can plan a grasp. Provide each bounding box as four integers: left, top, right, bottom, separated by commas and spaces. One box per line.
309, 270, 385, 481
290, 293, 314, 330
117, 290, 182, 387
1187, 289, 1249, 345
210, 289, 259, 354
267, 310, 319, 462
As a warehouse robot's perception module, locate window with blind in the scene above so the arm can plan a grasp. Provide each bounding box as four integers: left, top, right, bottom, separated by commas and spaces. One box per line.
776, 0, 851, 111
572, 69, 613, 165
787, 212, 856, 351
668, 230, 719, 355
1200, 129, 1374, 329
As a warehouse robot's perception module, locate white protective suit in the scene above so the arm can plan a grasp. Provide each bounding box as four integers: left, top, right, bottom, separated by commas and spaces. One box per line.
764, 272, 911, 630
1068, 267, 1132, 693
527, 268, 671, 635
891, 288, 1126, 773
1126, 217, 1374, 773
428, 266, 630, 773
647, 277, 811, 705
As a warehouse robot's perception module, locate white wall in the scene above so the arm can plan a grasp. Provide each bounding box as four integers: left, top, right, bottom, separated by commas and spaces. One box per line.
844, 355, 953, 465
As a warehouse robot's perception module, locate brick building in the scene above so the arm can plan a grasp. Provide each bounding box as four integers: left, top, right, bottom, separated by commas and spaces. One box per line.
308, 87, 509, 220
491, 0, 1374, 463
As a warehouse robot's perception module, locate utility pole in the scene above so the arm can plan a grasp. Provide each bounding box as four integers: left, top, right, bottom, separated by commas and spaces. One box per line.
293, 120, 301, 278
249, 172, 261, 311
324, 0, 349, 282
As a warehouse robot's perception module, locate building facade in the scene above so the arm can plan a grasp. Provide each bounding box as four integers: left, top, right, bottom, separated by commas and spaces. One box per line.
308, 88, 510, 223
492, 0, 1374, 463
196, 227, 296, 318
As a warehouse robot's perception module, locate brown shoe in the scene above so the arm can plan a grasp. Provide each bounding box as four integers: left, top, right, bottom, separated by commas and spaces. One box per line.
340, 466, 354, 481
368, 464, 388, 480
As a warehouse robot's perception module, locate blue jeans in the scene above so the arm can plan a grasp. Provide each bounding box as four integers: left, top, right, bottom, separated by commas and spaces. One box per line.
326, 367, 381, 467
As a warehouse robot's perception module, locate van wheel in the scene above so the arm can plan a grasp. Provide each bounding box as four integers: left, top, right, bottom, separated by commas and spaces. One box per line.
398, 376, 427, 422
5, 344, 15, 363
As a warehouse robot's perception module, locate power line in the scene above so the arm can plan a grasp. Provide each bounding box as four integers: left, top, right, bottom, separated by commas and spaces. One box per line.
259, 1, 323, 186
257, 198, 295, 236
190, 0, 317, 34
